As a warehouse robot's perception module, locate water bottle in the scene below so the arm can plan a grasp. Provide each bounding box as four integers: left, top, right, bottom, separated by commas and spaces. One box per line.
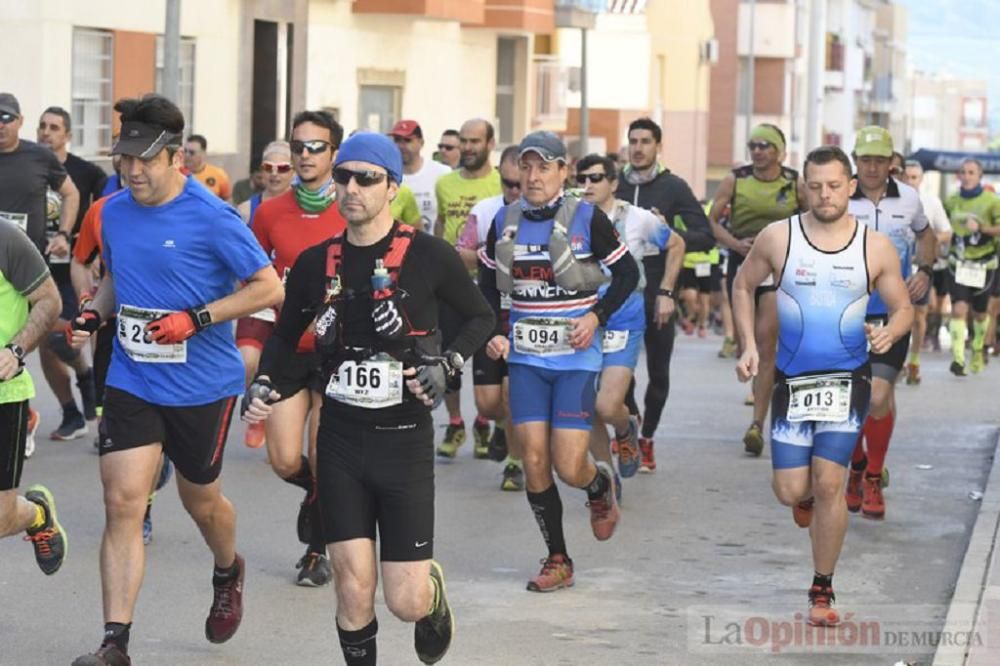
371, 259, 392, 292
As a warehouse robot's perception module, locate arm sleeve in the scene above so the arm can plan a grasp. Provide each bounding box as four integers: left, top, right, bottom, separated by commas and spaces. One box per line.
477, 222, 503, 337
427, 235, 496, 359
0, 222, 51, 296
258, 245, 325, 379
589, 207, 639, 319
211, 208, 270, 281
665, 176, 714, 252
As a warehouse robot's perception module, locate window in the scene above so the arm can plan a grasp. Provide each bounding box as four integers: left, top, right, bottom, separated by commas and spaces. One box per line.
71, 28, 114, 156
156, 36, 196, 131
358, 86, 400, 133
495, 38, 517, 144
534, 58, 567, 124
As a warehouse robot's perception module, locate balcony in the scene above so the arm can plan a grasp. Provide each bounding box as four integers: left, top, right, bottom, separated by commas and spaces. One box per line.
736, 1, 796, 59
352, 0, 485, 23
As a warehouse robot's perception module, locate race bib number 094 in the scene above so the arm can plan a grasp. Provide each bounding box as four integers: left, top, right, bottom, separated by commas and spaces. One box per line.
326, 359, 403, 409
118, 305, 187, 363
513, 317, 574, 357
786, 373, 852, 423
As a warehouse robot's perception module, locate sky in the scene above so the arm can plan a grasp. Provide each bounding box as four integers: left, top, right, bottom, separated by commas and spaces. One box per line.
897, 0, 1000, 132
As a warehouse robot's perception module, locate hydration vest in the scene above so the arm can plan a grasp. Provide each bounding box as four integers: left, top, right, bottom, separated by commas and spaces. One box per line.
494, 198, 609, 295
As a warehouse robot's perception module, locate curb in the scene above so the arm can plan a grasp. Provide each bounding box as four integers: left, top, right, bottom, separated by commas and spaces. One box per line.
933, 429, 1000, 666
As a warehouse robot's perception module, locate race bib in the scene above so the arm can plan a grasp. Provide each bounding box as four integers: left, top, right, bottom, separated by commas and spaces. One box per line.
249, 307, 277, 323
694, 262, 711, 278
0, 211, 28, 234
513, 317, 574, 357
325, 359, 403, 409
602, 329, 629, 354
955, 261, 987, 289
786, 373, 851, 423
117, 305, 187, 363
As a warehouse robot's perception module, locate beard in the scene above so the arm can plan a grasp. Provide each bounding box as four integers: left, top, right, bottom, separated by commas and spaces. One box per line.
811, 202, 848, 224
462, 150, 488, 171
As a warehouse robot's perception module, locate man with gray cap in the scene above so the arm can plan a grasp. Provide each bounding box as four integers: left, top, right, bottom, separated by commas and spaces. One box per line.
479, 131, 639, 593
245, 131, 494, 665
66, 93, 282, 666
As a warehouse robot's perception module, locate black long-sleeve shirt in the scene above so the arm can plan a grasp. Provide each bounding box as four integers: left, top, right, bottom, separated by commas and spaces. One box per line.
259, 224, 495, 423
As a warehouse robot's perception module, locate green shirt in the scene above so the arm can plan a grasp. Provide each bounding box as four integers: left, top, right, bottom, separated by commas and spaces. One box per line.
435, 169, 501, 246
0, 221, 49, 404
943, 189, 1000, 265
729, 165, 800, 239
390, 184, 422, 228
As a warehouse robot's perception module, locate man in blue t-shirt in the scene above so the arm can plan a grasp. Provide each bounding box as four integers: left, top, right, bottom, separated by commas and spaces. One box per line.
67, 94, 282, 665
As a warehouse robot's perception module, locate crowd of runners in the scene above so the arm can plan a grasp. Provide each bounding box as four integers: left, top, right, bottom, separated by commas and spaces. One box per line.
1, 87, 998, 665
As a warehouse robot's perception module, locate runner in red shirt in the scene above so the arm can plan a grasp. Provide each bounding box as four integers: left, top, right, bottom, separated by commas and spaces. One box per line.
235, 110, 346, 587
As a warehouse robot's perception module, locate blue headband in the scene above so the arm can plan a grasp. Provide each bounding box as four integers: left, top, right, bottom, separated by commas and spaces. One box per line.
335, 132, 403, 184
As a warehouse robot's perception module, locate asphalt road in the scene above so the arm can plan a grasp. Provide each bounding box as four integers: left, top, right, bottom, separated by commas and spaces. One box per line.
2, 333, 997, 666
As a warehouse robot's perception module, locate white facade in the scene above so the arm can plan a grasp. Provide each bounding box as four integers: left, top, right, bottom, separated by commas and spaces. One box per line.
821, 0, 878, 152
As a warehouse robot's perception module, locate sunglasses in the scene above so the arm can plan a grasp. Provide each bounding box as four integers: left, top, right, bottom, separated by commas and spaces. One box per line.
0, 113, 18, 125
576, 173, 607, 184
262, 161, 292, 174
437, 144, 458, 151
291, 139, 332, 155
747, 141, 773, 151
501, 178, 520, 189
332, 167, 387, 187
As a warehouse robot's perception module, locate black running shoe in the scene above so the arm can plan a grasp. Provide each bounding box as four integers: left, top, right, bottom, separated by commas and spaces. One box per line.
296, 550, 332, 587
72, 644, 132, 666
950, 360, 967, 377
415, 560, 454, 665
24, 485, 67, 575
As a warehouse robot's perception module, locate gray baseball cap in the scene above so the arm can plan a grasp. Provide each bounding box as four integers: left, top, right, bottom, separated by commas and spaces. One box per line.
0, 93, 21, 118
518, 131, 567, 163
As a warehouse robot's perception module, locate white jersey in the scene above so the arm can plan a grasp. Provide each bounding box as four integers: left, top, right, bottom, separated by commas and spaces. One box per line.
402, 158, 451, 232
919, 191, 951, 270
468, 194, 506, 249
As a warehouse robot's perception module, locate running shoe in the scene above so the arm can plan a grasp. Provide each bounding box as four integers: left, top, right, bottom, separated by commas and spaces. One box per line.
905, 362, 921, 385
845, 468, 864, 513
24, 407, 39, 459
971, 351, 985, 375
436, 422, 466, 459
244, 421, 266, 449
718, 337, 737, 359
472, 419, 491, 459
638, 437, 656, 473
24, 485, 67, 575
205, 553, 245, 643
50, 410, 87, 441
296, 551, 332, 587
500, 461, 524, 492
71, 644, 131, 666
743, 422, 764, 457
950, 360, 967, 377
78, 371, 98, 421
414, 560, 454, 664
526, 554, 574, 592
808, 585, 839, 626
792, 498, 814, 528
587, 461, 620, 541
615, 416, 641, 478
487, 425, 508, 462
861, 474, 885, 520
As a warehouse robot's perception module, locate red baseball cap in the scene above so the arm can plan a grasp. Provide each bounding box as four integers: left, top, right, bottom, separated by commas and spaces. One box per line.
389, 119, 422, 139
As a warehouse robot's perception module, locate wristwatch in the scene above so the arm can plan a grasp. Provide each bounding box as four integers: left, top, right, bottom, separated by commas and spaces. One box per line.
445, 351, 464, 373
918, 265, 933, 277
4, 343, 25, 367
189, 304, 213, 331
658, 288, 676, 299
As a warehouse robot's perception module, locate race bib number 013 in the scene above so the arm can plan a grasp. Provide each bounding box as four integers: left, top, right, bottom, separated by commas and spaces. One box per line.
955, 261, 987, 289
118, 305, 187, 363
602, 329, 629, 354
786, 373, 852, 423
513, 317, 575, 357
326, 359, 403, 409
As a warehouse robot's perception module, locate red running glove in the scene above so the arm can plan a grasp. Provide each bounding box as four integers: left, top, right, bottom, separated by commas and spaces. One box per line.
146, 311, 197, 344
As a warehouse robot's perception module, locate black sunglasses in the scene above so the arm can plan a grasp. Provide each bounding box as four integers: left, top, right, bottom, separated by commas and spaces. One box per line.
0, 113, 17, 125
747, 141, 773, 151
501, 177, 520, 189
291, 139, 332, 155
437, 143, 458, 151
332, 167, 387, 187
575, 173, 607, 184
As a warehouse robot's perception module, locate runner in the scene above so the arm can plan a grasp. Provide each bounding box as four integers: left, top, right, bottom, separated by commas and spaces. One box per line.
36, 105, 106, 443
0, 92, 80, 452
943, 158, 1000, 376
458, 145, 526, 488
244, 131, 494, 665
902, 159, 953, 381
184, 134, 232, 201
434, 118, 501, 459
0, 218, 67, 577
844, 127, 935, 521
576, 153, 684, 481
480, 132, 639, 592
391, 120, 451, 232
236, 141, 293, 225
734, 145, 912, 626
708, 123, 805, 456
67, 94, 282, 666
436, 129, 461, 169
677, 237, 721, 338
614, 118, 715, 468
242, 110, 347, 586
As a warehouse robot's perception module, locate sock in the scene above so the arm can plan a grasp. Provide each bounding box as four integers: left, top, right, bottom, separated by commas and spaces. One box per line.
863, 412, 894, 476
448, 416, 464, 427
213, 557, 240, 585
308, 496, 326, 555
282, 455, 313, 493
62, 399, 82, 419
337, 618, 377, 666
103, 622, 131, 652
28, 502, 46, 531
526, 484, 567, 557
812, 572, 833, 590
850, 432, 866, 468
585, 466, 610, 500
473, 415, 489, 428
973, 318, 988, 353
950, 319, 968, 364
908, 349, 920, 365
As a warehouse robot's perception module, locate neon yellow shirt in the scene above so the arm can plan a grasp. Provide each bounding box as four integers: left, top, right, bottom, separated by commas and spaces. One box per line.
435, 169, 501, 246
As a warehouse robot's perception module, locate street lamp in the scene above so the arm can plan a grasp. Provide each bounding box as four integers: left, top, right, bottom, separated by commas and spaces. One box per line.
556, 0, 605, 157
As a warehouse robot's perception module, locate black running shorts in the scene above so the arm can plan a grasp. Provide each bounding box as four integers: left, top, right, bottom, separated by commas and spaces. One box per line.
949, 268, 995, 313
271, 351, 326, 402
473, 346, 508, 386
0, 400, 28, 491
316, 410, 435, 561
101, 387, 237, 485
865, 315, 911, 381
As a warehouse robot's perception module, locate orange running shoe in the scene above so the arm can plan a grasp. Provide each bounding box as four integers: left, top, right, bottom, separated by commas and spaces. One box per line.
587, 462, 620, 541
808, 585, 840, 626
792, 498, 814, 528
845, 467, 864, 513
638, 437, 656, 473
861, 473, 885, 520
244, 421, 266, 449
526, 554, 574, 592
